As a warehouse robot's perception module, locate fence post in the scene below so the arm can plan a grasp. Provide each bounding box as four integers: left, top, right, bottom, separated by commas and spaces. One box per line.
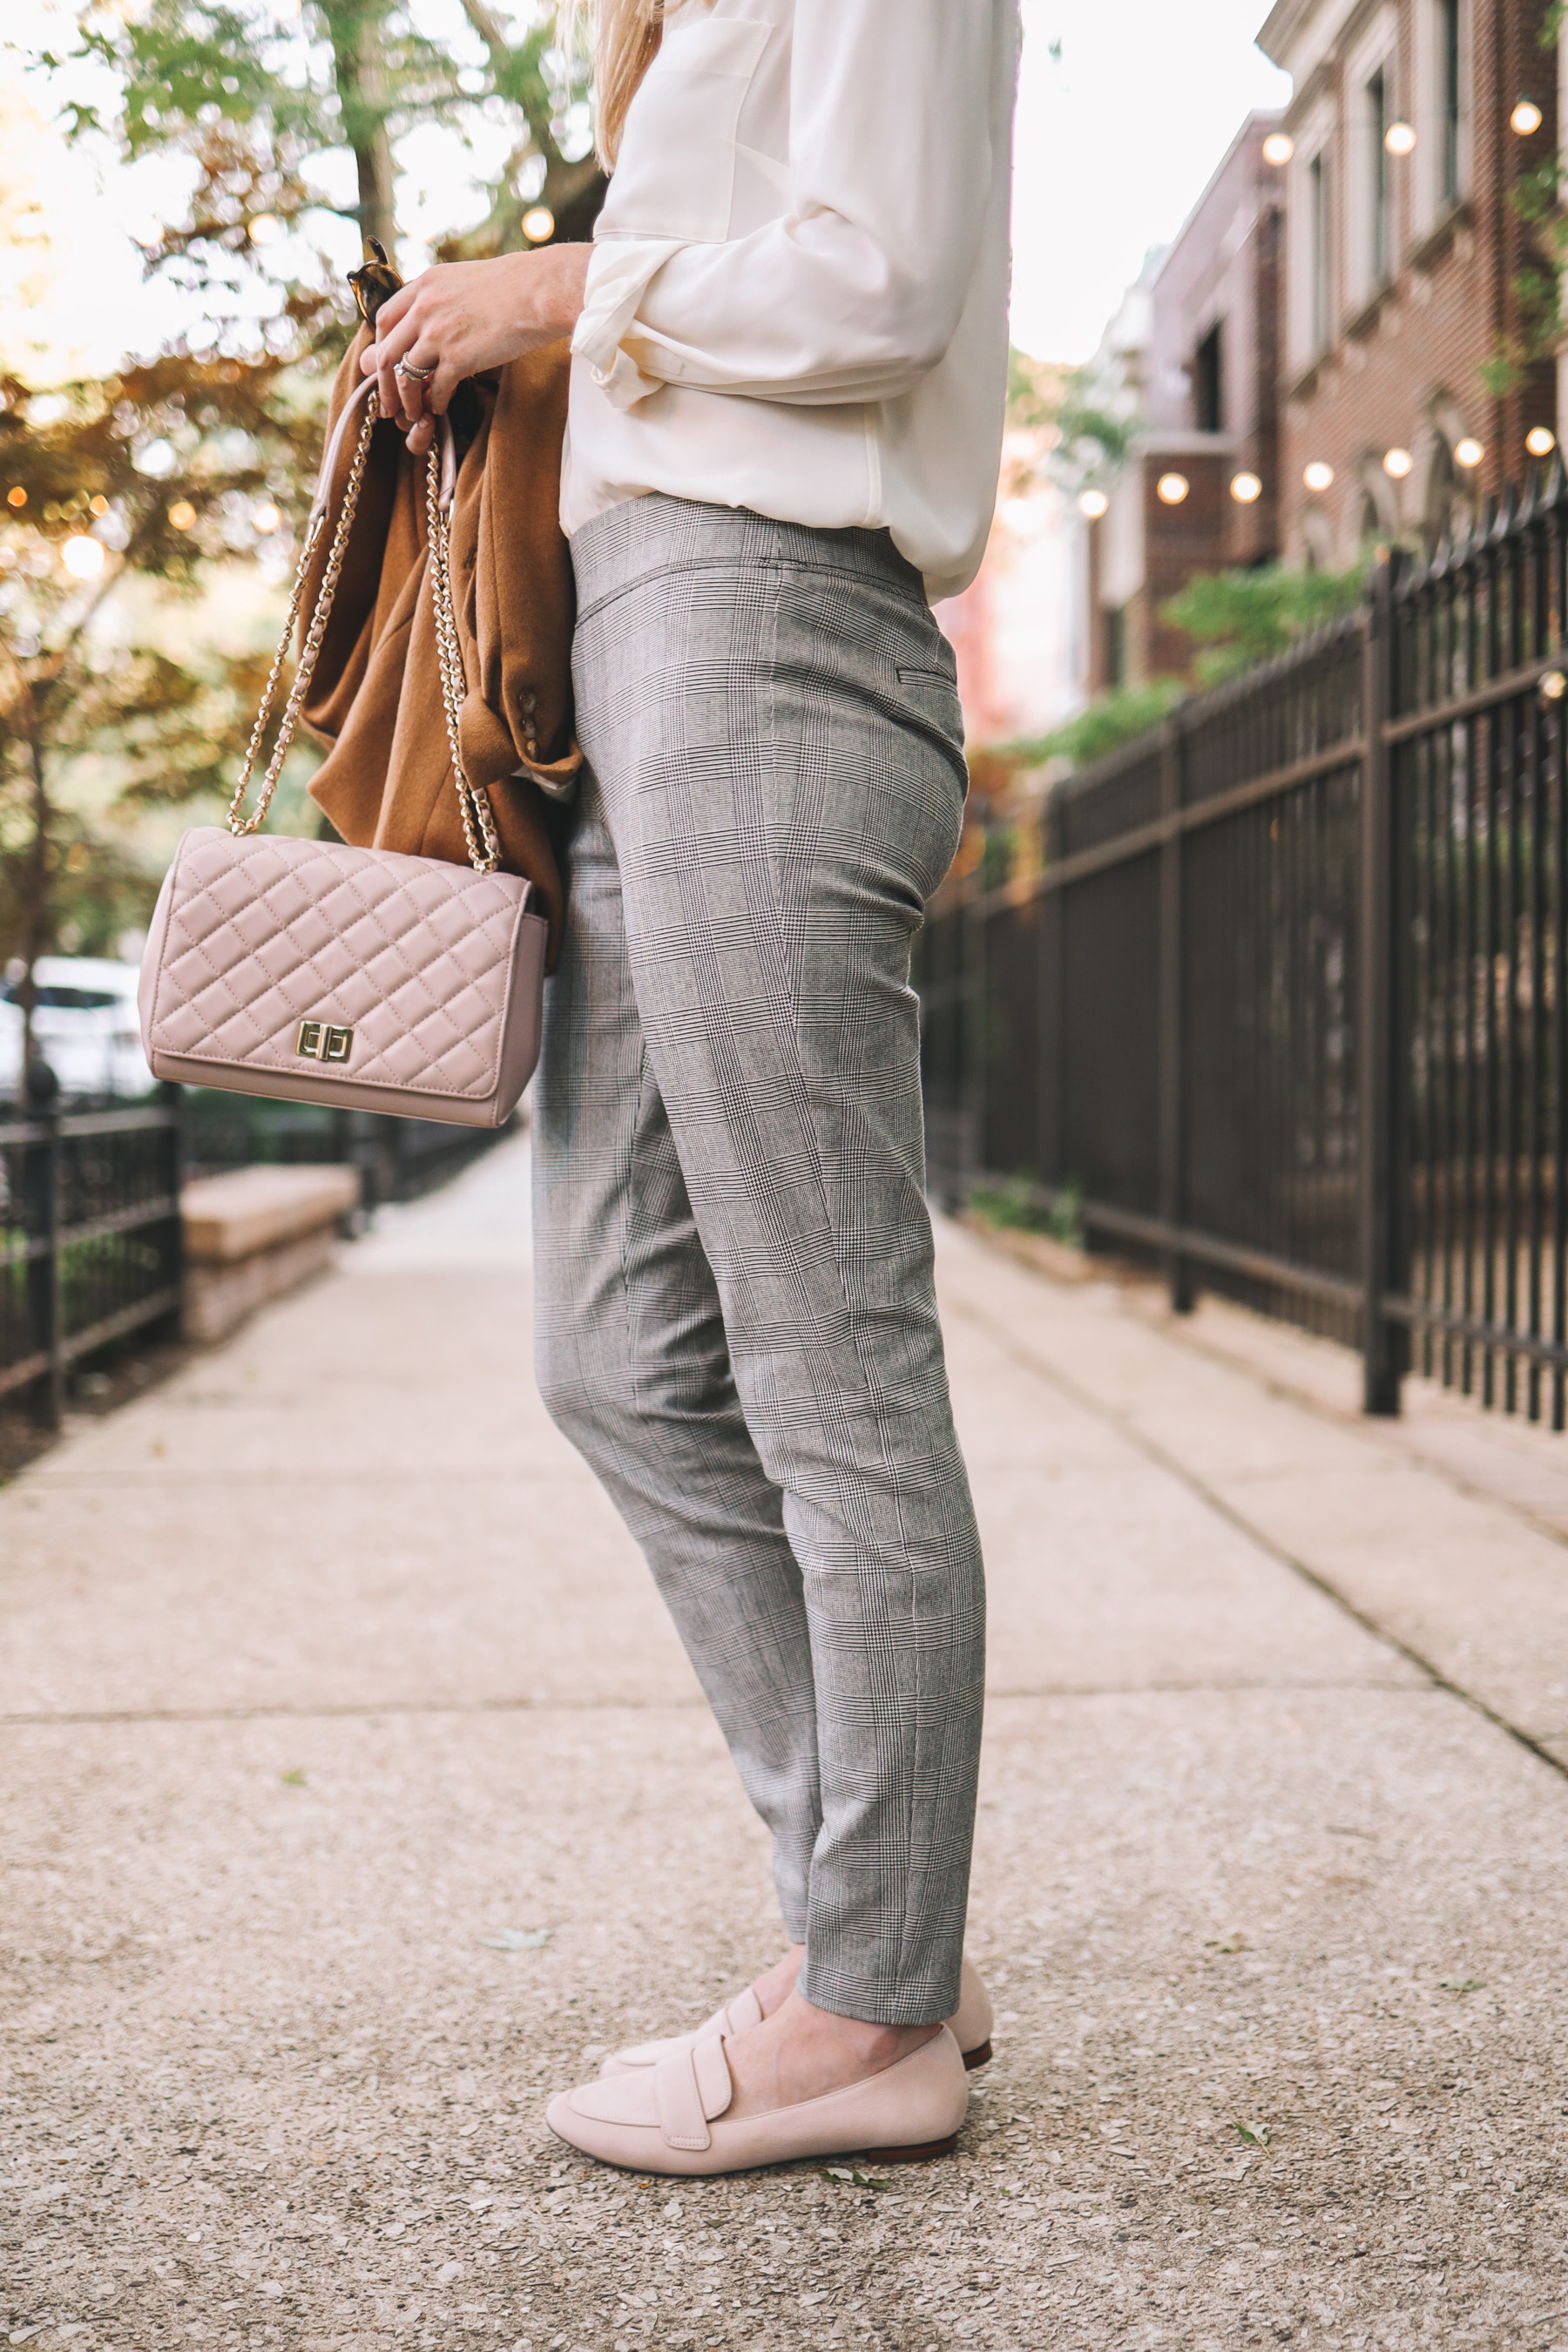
962, 883, 986, 1206
1159, 713, 1193, 1312
1360, 547, 1405, 1415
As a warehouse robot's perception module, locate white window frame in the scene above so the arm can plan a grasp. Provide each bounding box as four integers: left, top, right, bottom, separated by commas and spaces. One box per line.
1288, 99, 1336, 371
1414, 0, 1470, 237
1345, 9, 1398, 312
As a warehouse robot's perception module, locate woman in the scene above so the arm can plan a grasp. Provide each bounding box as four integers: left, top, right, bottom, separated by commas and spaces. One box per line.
364, 0, 1017, 2176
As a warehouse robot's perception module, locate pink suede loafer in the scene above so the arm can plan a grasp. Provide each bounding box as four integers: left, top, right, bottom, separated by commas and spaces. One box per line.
550, 2024, 970, 2178
601, 1956, 994, 2078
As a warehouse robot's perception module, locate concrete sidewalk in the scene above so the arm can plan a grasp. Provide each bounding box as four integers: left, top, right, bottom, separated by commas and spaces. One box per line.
3, 1131, 1567, 2352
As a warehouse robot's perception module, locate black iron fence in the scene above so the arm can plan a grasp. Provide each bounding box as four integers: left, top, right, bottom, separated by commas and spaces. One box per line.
0, 1099, 183, 1424
917, 466, 1568, 1426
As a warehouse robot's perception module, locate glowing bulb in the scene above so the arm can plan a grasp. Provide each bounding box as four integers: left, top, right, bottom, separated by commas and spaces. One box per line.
1303, 461, 1335, 493
1230, 471, 1262, 504
1384, 119, 1416, 157
168, 500, 197, 531
247, 213, 282, 246
1527, 426, 1556, 457
522, 206, 556, 243
1383, 447, 1413, 479
1156, 471, 1189, 504
1078, 487, 1109, 519
253, 501, 282, 534
6, 485, 25, 509
61, 534, 106, 578
1262, 131, 1294, 166
89, 493, 109, 516
1454, 436, 1484, 469
1511, 98, 1544, 136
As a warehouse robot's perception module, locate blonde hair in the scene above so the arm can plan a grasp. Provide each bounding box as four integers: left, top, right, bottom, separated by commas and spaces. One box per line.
570, 0, 666, 168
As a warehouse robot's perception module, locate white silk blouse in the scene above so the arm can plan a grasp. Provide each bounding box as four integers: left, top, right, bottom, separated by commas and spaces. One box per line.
560, 0, 1019, 604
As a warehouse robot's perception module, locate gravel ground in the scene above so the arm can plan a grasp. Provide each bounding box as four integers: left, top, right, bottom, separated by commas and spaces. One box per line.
3, 1139, 1566, 2350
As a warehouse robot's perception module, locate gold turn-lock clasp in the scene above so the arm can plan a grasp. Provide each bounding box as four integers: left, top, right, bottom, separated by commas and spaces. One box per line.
296, 1020, 354, 1064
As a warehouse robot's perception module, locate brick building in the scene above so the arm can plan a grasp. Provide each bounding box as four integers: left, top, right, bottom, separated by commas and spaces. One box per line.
1260, 0, 1559, 563
1083, 115, 1286, 692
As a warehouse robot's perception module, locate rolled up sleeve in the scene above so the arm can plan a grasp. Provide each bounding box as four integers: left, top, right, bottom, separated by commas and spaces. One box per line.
571, 0, 997, 409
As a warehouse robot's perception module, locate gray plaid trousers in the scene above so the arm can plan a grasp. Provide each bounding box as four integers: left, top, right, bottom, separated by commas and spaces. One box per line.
532, 496, 985, 2024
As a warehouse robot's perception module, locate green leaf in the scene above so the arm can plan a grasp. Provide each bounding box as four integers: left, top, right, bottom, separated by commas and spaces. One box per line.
1234, 2120, 1270, 2147
1439, 1978, 1484, 1994
280, 1768, 306, 1786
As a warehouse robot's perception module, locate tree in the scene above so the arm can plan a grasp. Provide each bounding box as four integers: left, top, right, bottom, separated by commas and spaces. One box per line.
1159, 564, 1364, 686
0, 348, 321, 1075
46, 0, 605, 308
3, 1, 605, 1087
1008, 348, 1135, 504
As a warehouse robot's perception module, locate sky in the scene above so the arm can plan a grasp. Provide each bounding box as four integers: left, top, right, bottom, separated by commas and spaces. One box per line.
2, 0, 1294, 382
1010, 0, 1292, 361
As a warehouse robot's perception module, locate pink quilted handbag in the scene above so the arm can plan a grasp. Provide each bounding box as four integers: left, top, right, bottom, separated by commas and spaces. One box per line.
139, 379, 547, 1129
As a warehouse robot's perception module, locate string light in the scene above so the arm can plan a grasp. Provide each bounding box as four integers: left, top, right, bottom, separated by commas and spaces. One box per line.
1230, 471, 1262, 504
1262, 132, 1294, 166
169, 501, 197, 531
1383, 447, 1413, 479
1526, 426, 1556, 458
522, 206, 555, 243
1454, 436, 1484, 469
61, 535, 106, 578
1511, 98, 1544, 135
6, 485, 25, 509
1303, 461, 1334, 493
247, 213, 282, 246
1156, 472, 1189, 504
253, 502, 282, 534
1078, 488, 1109, 518
1384, 119, 1416, 156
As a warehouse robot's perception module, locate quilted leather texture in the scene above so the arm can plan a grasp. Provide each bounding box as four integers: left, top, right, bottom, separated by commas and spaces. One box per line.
144, 827, 536, 1102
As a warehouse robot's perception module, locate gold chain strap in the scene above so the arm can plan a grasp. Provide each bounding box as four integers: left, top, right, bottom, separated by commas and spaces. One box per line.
424, 442, 501, 876
226, 402, 375, 841
226, 403, 502, 879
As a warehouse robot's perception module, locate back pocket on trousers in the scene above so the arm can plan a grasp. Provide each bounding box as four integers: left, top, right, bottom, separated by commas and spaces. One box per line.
896, 665, 966, 760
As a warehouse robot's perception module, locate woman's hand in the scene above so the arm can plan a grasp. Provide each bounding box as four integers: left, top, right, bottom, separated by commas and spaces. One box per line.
361, 244, 592, 456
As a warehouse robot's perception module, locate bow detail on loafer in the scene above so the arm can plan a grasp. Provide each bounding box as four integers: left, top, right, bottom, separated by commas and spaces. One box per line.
549, 2024, 970, 2179
603, 1984, 763, 2077
654, 2035, 733, 2152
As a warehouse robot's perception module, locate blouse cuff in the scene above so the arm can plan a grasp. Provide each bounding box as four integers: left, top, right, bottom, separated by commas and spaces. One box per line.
572, 238, 683, 410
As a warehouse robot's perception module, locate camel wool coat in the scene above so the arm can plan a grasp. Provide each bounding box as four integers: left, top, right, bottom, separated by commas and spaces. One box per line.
301, 325, 580, 967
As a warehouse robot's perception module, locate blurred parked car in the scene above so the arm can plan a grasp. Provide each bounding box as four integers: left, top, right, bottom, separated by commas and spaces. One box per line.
0, 957, 155, 1104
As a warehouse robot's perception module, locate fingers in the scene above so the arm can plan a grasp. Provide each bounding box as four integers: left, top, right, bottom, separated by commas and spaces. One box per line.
353, 267, 459, 433
362, 297, 428, 425
374, 281, 414, 338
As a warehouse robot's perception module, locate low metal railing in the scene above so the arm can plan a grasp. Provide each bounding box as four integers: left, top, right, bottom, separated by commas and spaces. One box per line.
0, 1098, 183, 1425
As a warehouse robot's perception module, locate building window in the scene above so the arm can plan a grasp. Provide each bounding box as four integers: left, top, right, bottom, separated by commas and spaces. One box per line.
1367, 66, 1389, 282
1309, 150, 1331, 352
1105, 605, 1126, 687
1437, 0, 1461, 206
1193, 322, 1224, 432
